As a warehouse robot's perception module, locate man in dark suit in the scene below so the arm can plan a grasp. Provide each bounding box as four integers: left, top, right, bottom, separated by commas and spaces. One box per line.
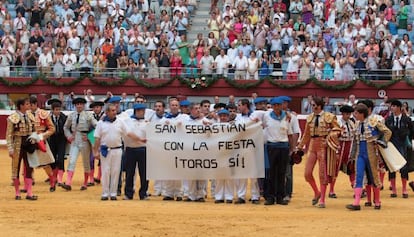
385, 99, 412, 198
48, 99, 68, 188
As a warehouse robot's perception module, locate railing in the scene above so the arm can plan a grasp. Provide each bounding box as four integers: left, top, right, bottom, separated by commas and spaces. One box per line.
2, 66, 413, 81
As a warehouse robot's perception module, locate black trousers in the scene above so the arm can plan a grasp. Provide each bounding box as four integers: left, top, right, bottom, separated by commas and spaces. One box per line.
124, 147, 148, 199
266, 146, 289, 202
49, 135, 66, 170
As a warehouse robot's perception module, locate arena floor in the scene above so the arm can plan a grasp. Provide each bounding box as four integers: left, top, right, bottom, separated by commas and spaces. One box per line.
0, 147, 412, 237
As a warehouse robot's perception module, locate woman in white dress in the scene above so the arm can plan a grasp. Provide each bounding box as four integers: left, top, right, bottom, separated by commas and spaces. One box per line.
333, 52, 344, 80
247, 51, 259, 80
147, 50, 159, 79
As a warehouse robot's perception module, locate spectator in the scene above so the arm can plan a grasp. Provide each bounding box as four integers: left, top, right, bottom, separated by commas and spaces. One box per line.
25, 44, 39, 77
53, 47, 65, 78
170, 49, 182, 77
93, 47, 106, 76
214, 49, 229, 78
79, 48, 93, 74
63, 47, 77, 77
148, 50, 159, 79
106, 47, 118, 77
232, 50, 248, 80
38, 46, 53, 74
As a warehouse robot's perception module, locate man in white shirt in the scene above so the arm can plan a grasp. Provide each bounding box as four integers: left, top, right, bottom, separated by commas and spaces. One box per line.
62, 47, 77, 77
285, 50, 301, 80
214, 49, 230, 77
79, 48, 93, 74
38, 47, 53, 74
232, 50, 248, 80
93, 104, 127, 200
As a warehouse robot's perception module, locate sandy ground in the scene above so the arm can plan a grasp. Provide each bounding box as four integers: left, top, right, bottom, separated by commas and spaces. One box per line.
0, 147, 413, 237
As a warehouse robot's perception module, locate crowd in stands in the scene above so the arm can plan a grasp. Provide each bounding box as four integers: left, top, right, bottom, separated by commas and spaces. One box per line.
0, 0, 414, 80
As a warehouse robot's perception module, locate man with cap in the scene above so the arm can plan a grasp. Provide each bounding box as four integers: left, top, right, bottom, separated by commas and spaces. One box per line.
122, 103, 150, 200
48, 98, 68, 188
279, 95, 301, 202
62, 97, 97, 191
29, 96, 57, 192
6, 97, 37, 200
328, 105, 355, 198
335, 105, 356, 192
297, 96, 340, 208
93, 103, 128, 201
88, 101, 105, 185
385, 99, 413, 198
263, 97, 293, 205
179, 100, 191, 115
107, 96, 122, 114
214, 109, 234, 204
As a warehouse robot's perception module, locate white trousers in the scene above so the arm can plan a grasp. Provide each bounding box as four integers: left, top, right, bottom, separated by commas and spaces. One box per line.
188, 180, 207, 200
163, 180, 183, 198
234, 178, 260, 200
100, 149, 122, 198
215, 179, 234, 200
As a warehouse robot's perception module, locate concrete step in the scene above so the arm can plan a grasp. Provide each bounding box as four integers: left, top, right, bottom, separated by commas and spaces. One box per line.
191, 17, 209, 24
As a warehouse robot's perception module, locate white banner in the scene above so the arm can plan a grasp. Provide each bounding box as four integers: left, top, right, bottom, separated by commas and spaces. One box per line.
147, 121, 265, 180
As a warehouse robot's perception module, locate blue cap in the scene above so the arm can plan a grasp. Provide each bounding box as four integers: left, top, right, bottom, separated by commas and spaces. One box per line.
133, 103, 146, 110
179, 100, 191, 106
279, 96, 292, 102
108, 96, 122, 103
270, 97, 284, 105
217, 109, 230, 115
253, 97, 268, 104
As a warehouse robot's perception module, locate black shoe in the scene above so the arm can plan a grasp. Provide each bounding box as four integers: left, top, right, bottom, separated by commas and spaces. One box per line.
251, 199, 260, 204
215, 200, 224, 204
409, 181, 414, 192
264, 199, 274, 205
110, 196, 117, 201
276, 199, 289, 205
361, 190, 367, 198
402, 193, 408, 198
20, 189, 27, 193
312, 194, 321, 206
163, 196, 174, 201
374, 205, 381, 210
234, 198, 246, 204
26, 195, 38, 201
390, 193, 397, 198
44, 178, 50, 183
346, 204, 361, 211
101, 196, 109, 201
196, 198, 205, 202
123, 196, 133, 200
328, 193, 337, 198
87, 182, 95, 187
184, 198, 192, 202
50, 186, 56, 192
61, 184, 72, 191
15, 196, 22, 200
57, 183, 63, 187
140, 196, 149, 200
80, 186, 87, 191
94, 178, 101, 184
226, 199, 233, 204
364, 202, 372, 207
176, 197, 183, 201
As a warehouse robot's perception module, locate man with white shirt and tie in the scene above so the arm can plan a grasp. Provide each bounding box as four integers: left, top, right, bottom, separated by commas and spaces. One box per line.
385, 99, 413, 198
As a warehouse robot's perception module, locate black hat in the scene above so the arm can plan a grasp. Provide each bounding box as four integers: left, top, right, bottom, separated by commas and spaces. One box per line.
47, 98, 62, 106
390, 99, 402, 107
72, 97, 87, 104
339, 105, 354, 113
89, 101, 105, 109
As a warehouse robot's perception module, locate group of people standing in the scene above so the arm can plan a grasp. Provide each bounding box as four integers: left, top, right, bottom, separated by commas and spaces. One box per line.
6, 93, 414, 210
